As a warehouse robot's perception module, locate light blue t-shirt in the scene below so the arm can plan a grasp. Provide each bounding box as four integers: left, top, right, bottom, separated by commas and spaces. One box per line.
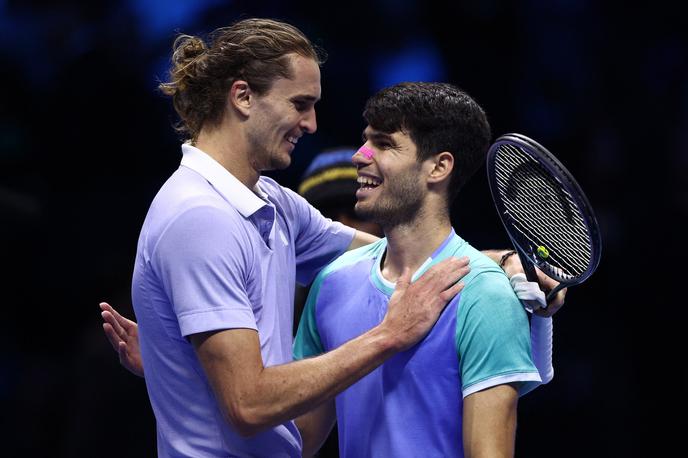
293, 229, 540, 458
132, 144, 355, 458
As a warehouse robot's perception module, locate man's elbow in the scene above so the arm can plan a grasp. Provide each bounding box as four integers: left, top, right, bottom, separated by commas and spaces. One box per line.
225, 403, 271, 437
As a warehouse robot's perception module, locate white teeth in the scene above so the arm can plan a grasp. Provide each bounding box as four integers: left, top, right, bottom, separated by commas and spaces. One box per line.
357, 176, 381, 187
286, 136, 299, 144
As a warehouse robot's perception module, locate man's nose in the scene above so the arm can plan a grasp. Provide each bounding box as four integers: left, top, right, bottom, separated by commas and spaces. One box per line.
301, 108, 317, 134
352, 145, 375, 164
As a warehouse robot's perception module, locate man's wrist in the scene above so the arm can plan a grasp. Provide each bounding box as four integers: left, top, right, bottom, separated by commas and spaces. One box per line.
499, 250, 517, 268
499, 250, 523, 279
368, 323, 401, 357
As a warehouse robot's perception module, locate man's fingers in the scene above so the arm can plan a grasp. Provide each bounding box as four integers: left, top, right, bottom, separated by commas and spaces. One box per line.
438, 261, 470, 301
535, 302, 560, 317
421, 256, 470, 288
547, 287, 567, 310
117, 341, 130, 362
103, 323, 123, 351
396, 267, 413, 290
554, 287, 567, 303
101, 310, 125, 337
534, 287, 567, 317
99, 302, 114, 315
103, 301, 126, 322
101, 301, 137, 332
403, 257, 470, 306
100, 303, 124, 334
439, 279, 465, 302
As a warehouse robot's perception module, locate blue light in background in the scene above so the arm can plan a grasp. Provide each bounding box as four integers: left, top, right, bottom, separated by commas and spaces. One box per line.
128, 0, 226, 90
370, 39, 447, 91
127, 0, 226, 42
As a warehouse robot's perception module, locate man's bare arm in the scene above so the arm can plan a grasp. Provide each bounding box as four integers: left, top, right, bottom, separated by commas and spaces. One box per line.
295, 400, 336, 458
347, 229, 380, 250
463, 384, 519, 458
192, 257, 468, 437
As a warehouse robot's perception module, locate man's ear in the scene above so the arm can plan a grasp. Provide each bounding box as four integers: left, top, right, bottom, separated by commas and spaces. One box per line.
229, 80, 252, 117
427, 151, 454, 184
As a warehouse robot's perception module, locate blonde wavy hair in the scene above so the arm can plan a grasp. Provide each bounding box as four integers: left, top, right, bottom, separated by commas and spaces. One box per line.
159, 18, 325, 142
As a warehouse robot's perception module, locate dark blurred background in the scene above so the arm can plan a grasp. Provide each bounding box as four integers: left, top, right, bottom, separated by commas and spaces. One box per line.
1, 0, 685, 456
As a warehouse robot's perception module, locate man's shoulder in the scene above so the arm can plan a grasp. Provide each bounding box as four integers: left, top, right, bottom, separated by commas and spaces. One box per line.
141, 169, 244, 248
257, 175, 311, 222
456, 244, 521, 311
258, 175, 295, 201
317, 239, 386, 282
153, 168, 235, 217
445, 236, 505, 286
442, 236, 519, 312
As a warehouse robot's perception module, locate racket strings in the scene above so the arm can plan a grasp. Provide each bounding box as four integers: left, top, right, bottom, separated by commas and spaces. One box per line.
495, 166, 591, 255
494, 144, 592, 280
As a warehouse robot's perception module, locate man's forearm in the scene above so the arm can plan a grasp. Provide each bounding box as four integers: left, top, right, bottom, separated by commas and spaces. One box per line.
482, 249, 513, 266
295, 401, 336, 457
195, 256, 468, 436
348, 229, 380, 250
195, 325, 397, 437
252, 328, 396, 425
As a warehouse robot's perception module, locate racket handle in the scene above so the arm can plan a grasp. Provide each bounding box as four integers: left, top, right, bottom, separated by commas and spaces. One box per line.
516, 251, 538, 283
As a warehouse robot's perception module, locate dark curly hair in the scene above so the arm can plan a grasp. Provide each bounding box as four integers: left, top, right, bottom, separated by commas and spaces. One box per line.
159, 18, 326, 142
362, 82, 491, 202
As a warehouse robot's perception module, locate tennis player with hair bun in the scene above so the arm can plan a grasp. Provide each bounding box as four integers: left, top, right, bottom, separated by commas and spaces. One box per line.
99, 17, 564, 458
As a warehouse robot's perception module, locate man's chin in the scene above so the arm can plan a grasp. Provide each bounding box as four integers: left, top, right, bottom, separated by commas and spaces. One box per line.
354, 204, 377, 223
270, 155, 292, 170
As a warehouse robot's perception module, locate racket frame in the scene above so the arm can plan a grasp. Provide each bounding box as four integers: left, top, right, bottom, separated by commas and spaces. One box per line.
486, 133, 602, 303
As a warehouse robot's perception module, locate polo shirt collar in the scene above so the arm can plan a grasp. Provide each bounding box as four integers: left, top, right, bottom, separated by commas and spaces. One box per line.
180, 143, 269, 217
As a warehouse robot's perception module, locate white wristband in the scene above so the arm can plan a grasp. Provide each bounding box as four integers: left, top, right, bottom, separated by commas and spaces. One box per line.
510, 273, 546, 313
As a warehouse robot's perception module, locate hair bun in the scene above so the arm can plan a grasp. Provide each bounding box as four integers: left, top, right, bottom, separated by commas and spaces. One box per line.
178, 36, 207, 61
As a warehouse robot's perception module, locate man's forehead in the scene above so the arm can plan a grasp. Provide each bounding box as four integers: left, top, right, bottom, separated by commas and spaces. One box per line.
279, 54, 322, 99
268, 75, 321, 96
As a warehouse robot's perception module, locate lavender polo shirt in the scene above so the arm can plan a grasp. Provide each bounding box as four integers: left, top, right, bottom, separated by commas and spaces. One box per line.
131, 144, 355, 458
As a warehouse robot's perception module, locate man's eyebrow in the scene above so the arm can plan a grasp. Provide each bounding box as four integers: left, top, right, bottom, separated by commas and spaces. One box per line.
363, 129, 394, 143
291, 95, 320, 103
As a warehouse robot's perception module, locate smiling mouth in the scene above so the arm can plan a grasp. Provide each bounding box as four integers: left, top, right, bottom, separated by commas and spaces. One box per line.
357, 175, 382, 190
286, 135, 299, 146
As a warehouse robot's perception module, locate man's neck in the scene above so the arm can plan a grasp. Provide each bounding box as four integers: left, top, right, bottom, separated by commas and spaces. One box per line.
195, 125, 260, 189
380, 211, 453, 283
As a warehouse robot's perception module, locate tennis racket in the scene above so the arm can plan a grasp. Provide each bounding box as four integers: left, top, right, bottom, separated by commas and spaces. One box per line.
486, 133, 602, 304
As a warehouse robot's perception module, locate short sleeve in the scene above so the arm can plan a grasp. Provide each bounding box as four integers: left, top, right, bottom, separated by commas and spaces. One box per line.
280, 186, 355, 285
151, 205, 258, 337
292, 272, 327, 360
455, 271, 541, 397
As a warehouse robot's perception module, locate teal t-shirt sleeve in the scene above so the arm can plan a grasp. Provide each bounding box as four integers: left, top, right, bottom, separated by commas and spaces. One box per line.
293, 273, 326, 360
455, 270, 540, 397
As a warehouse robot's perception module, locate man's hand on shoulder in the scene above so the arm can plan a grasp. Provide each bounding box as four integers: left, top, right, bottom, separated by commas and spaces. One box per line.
381, 257, 470, 351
